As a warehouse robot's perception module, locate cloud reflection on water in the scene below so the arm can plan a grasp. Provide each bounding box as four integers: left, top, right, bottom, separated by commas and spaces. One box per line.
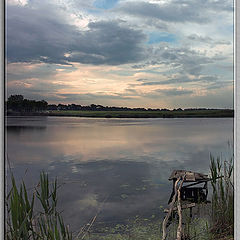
6, 117, 233, 231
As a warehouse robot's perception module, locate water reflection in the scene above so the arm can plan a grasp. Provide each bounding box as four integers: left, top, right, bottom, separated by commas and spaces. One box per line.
6, 116, 233, 231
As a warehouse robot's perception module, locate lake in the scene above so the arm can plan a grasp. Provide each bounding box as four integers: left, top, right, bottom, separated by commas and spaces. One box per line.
6, 116, 233, 232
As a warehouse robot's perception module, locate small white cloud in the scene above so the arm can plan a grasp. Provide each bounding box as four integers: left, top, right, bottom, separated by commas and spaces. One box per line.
64, 53, 71, 58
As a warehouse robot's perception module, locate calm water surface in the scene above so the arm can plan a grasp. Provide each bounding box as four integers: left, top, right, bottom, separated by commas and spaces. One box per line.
6, 116, 233, 231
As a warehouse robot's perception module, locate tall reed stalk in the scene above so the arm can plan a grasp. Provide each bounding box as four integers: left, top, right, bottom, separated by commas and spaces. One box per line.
209, 154, 234, 238
6, 171, 73, 240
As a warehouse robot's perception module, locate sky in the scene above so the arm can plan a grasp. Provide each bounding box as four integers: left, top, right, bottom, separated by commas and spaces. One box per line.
6, 0, 234, 109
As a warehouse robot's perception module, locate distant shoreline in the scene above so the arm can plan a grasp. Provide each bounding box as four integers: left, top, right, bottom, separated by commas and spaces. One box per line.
6, 109, 234, 118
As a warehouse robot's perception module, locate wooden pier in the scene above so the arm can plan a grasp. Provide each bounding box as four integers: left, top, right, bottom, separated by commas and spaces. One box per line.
162, 170, 210, 240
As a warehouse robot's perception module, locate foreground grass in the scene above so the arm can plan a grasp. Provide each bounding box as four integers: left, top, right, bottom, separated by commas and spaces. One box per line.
47, 109, 233, 118
209, 154, 234, 239
6, 172, 72, 240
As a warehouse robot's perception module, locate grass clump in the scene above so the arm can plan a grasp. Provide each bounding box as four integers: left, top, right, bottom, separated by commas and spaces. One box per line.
6, 171, 72, 240
209, 154, 234, 239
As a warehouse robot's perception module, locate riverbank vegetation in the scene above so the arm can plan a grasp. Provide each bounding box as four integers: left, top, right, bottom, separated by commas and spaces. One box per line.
6, 95, 48, 113
6, 172, 72, 240
46, 109, 233, 118
209, 155, 234, 239
6, 94, 233, 118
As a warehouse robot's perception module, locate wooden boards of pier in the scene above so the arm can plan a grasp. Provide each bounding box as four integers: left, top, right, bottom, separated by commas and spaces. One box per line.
164, 203, 196, 213
168, 170, 209, 182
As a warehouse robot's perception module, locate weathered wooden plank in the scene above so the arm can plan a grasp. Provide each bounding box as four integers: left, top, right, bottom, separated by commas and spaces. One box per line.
162, 178, 181, 240
164, 203, 196, 213
168, 170, 209, 182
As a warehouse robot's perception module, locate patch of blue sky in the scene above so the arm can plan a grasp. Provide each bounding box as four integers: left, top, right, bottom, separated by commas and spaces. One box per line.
219, 24, 234, 36
93, 0, 118, 9
147, 32, 177, 44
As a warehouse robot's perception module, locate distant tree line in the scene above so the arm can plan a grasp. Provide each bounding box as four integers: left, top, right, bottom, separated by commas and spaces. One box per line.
6, 94, 227, 113
47, 104, 219, 112
48, 103, 183, 111
7, 95, 48, 112
47, 103, 168, 111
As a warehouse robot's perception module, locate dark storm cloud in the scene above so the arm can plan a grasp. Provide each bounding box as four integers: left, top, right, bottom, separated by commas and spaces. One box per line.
6, 5, 75, 64
68, 21, 146, 65
6, 5, 146, 65
116, 0, 233, 23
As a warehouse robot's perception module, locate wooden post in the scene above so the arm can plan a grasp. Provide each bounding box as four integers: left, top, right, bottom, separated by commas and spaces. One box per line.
190, 207, 193, 218
176, 176, 185, 240
162, 178, 180, 240
168, 179, 176, 204
204, 181, 208, 197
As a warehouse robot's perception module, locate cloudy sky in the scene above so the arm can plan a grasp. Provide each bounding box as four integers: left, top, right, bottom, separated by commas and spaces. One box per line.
6, 0, 233, 109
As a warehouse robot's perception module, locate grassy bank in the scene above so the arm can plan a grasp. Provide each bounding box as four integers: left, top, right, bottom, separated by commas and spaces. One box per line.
7, 109, 234, 118
46, 109, 234, 118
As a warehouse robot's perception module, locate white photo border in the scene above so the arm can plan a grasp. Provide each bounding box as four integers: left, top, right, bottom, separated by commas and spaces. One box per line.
234, 0, 239, 239
1, 0, 4, 239
1, 0, 239, 239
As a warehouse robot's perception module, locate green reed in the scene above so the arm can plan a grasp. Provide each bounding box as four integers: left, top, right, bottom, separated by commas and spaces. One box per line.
6, 171, 73, 240
209, 154, 234, 238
